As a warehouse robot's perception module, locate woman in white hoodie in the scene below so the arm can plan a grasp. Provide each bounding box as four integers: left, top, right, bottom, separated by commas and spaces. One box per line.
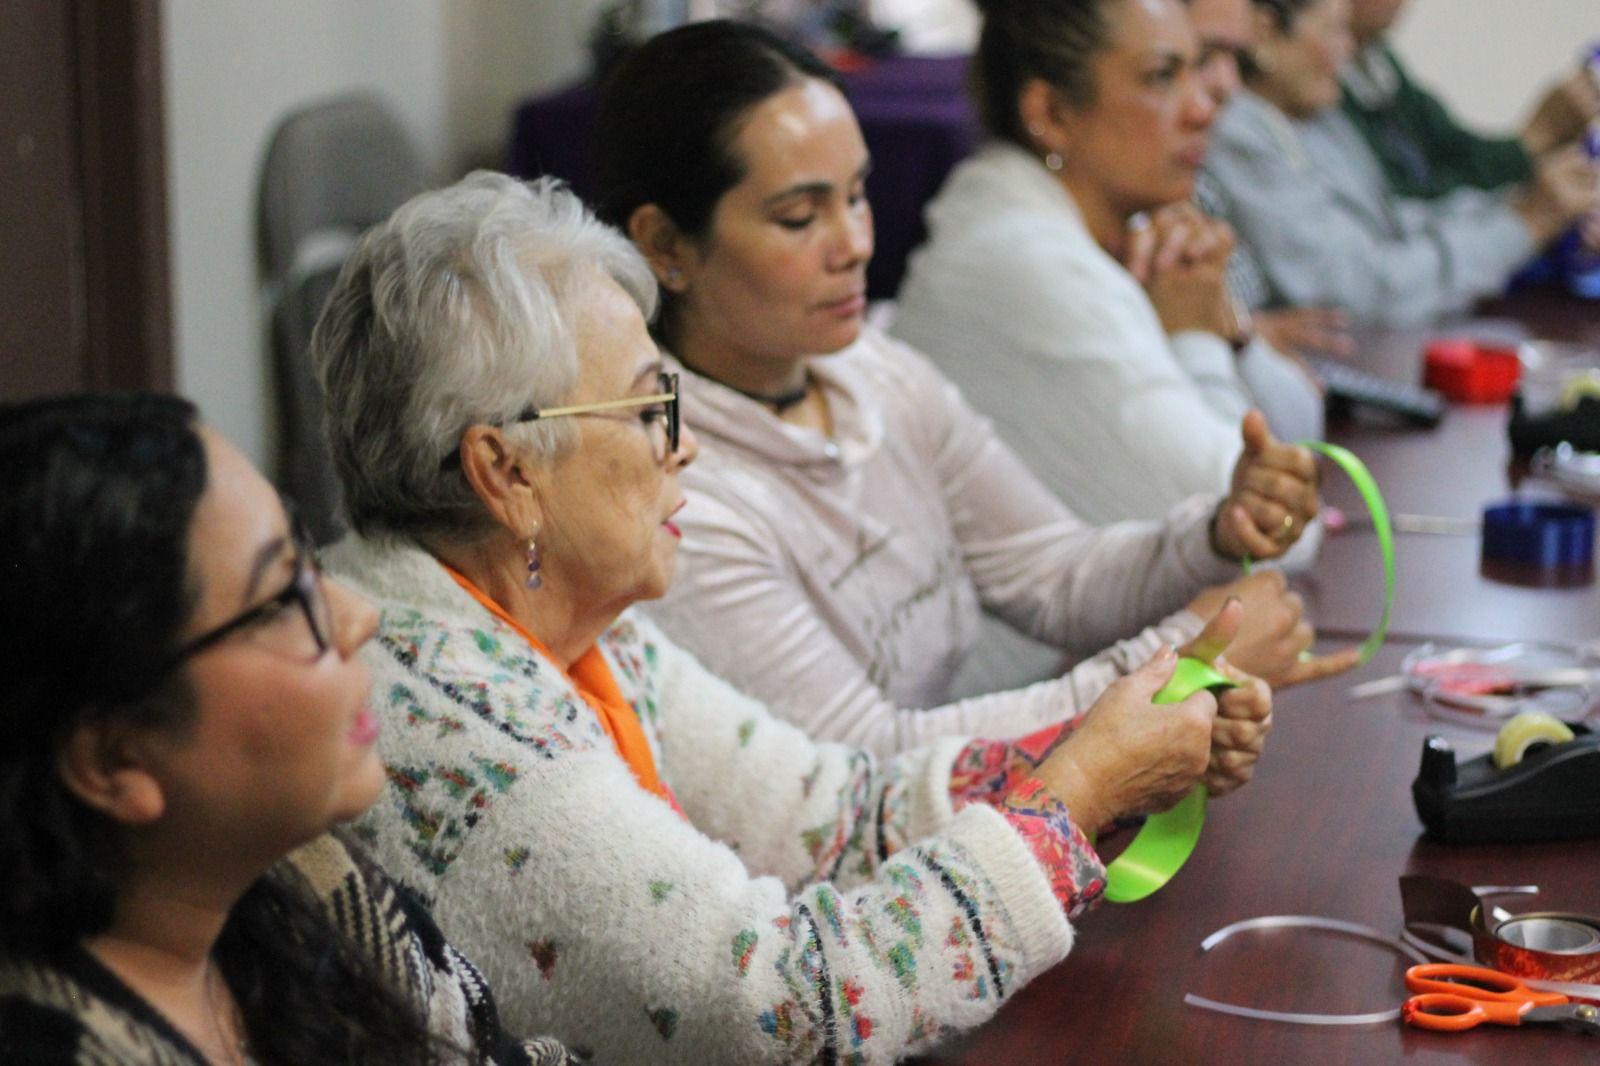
592, 18, 1355, 752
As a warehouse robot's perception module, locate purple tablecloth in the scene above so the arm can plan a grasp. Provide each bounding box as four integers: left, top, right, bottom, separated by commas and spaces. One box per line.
508, 55, 979, 300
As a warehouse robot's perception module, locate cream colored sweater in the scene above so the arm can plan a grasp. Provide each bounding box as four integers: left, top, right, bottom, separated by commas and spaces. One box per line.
646, 327, 1240, 754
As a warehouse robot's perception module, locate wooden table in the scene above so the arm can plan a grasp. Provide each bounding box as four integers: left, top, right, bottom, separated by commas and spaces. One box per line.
920, 292, 1600, 1064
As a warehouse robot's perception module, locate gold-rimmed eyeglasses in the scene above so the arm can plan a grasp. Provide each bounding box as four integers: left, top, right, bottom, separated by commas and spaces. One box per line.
443, 372, 679, 466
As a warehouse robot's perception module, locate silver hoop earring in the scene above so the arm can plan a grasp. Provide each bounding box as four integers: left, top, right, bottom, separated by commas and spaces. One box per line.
1044, 151, 1064, 172
664, 267, 684, 287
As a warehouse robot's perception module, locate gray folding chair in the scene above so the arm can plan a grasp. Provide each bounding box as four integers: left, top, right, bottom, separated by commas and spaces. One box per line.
258, 93, 426, 543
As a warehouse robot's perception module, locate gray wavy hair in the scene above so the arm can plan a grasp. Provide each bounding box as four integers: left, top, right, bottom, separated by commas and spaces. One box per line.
311, 172, 658, 540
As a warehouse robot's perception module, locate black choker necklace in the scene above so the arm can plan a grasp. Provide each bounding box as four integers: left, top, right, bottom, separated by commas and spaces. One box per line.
676, 353, 812, 413
727, 379, 811, 413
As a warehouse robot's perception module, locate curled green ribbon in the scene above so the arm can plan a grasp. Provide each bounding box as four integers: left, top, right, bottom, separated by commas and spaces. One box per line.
1302, 441, 1394, 664
1102, 442, 1395, 903
1102, 658, 1238, 904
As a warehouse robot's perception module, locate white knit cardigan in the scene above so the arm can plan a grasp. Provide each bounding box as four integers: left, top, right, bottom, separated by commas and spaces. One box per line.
328, 534, 1084, 1064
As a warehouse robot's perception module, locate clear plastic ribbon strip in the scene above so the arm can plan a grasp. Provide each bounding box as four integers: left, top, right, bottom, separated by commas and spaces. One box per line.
1184, 915, 1427, 1026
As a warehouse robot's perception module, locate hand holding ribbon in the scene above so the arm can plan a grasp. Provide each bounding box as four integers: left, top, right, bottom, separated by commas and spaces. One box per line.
1029, 647, 1217, 840
1178, 597, 1275, 797
1098, 437, 1393, 903
1185, 570, 1362, 688
1214, 410, 1320, 561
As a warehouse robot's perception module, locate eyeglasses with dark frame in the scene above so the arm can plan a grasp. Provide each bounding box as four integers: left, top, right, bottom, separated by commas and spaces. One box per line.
158, 526, 333, 675
442, 372, 680, 467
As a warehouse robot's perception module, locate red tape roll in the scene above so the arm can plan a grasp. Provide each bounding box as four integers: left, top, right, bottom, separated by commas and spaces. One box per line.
1471, 908, 1600, 985
1400, 875, 1600, 993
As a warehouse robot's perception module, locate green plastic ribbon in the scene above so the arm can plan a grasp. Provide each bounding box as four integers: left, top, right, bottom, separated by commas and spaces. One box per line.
1102, 442, 1395, 903
1301, 441, 1394, 664
1102, 658, 1239, 904
1242, 442, 1393, 662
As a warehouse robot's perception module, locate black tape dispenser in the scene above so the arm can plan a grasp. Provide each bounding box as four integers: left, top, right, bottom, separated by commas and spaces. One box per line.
1413, 712, 1600, 843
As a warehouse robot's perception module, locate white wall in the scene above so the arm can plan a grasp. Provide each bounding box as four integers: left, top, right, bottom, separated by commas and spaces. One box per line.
1390, 0, 1599, 131
163, 0, 600, 471
440, 3, 600, 171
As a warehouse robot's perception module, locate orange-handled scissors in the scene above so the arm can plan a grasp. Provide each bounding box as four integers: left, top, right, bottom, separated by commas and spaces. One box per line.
1402, 964, 1600, 1035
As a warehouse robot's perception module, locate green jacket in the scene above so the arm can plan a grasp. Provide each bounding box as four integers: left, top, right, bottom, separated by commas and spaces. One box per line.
1340, 42, 1532, 200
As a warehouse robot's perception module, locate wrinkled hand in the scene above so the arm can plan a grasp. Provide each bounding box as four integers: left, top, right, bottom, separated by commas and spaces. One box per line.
1213, 411, 1319, 562
1028, 647, 1216, 835
1185, 569, 1361, 687
1254, 306, 1355, 360
1175, 598, 1273, 796
1128, 204, 1237, 338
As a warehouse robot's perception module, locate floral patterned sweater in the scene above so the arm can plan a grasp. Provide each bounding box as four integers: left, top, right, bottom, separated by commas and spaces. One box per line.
328, 535, 1105, 1064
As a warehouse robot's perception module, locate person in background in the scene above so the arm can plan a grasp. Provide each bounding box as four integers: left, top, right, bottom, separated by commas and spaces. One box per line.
1340, 0, 1600, 202
595, 18, 1351, 740
0, 394, 574, 1065
309, 170, 1275, 1063
1202, 0, 1599, 327
1185, 0, 1354, 359
893, 0, 1323, 530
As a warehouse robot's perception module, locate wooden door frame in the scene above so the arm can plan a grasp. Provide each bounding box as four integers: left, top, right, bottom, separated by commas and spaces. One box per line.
74, 0, 173, 391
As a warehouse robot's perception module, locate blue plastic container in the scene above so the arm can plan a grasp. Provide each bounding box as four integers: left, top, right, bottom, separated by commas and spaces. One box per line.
1480, 500, 1595, 587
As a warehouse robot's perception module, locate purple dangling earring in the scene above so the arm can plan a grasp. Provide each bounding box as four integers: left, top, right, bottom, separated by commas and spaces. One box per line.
524, 527, 543, 590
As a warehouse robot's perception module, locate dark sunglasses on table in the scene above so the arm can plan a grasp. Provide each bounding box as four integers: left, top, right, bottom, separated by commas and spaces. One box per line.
159, 522, 334, 673
441, 372, 680, 467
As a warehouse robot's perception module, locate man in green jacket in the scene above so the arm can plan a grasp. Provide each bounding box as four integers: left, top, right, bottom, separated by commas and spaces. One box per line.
1340, 0, 1599, 200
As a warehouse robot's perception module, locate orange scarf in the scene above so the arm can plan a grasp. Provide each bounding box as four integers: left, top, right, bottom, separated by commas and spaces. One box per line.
439, 563, 675, 807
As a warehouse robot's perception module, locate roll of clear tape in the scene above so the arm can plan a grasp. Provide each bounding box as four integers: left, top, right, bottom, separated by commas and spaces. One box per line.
1492, 710, 1576, 769
1496, 915, 1600, 955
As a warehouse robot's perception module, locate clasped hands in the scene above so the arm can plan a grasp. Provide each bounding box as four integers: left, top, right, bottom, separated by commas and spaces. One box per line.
1125, 202, 1238, 340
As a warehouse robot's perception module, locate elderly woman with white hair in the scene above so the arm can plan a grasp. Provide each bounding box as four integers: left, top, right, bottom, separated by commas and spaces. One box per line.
313, 172, 1274, 1063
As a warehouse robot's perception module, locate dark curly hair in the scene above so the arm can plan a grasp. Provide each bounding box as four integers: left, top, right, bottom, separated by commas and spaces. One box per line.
0, 394, 467, 1064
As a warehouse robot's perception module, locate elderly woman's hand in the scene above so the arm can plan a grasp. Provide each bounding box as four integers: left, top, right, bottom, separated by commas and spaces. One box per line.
1025, 646, 1216, 836
1213, 410, 1319, 563
1173, 598, 1273, 797
1205, 666, 1272, 796
1184, 569, 1358, 687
